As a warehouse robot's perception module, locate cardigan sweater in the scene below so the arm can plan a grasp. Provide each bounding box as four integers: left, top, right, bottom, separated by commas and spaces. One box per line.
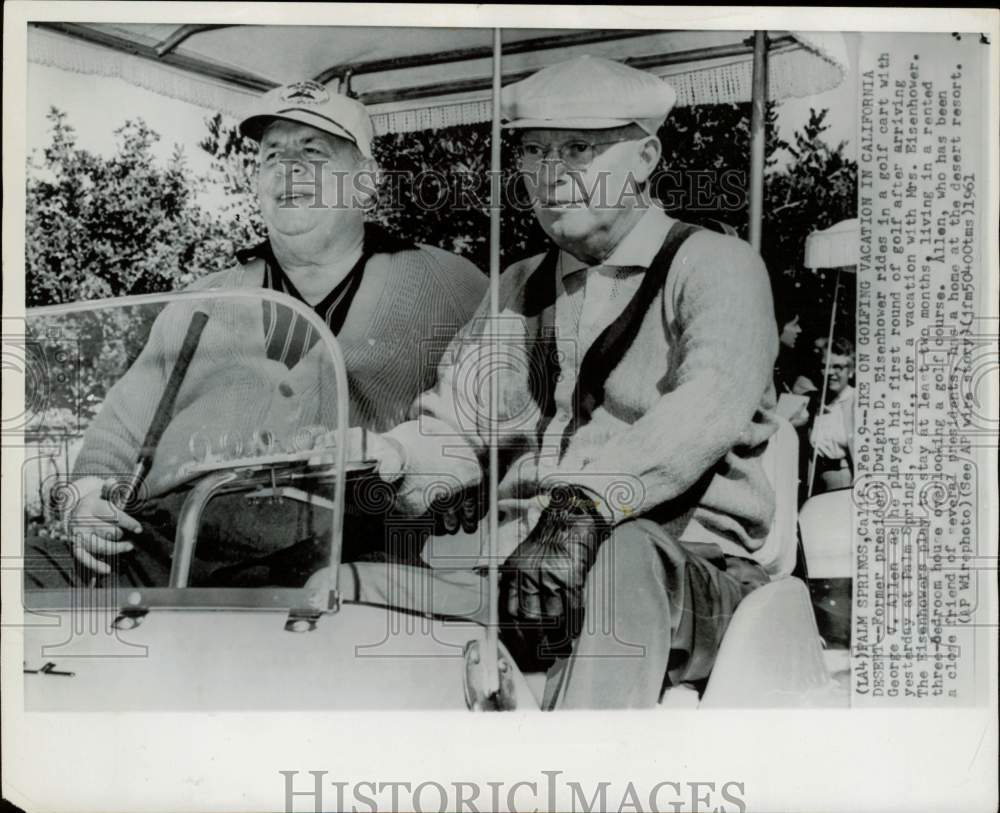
386, 207, 781, 567
73, 242, 486, 506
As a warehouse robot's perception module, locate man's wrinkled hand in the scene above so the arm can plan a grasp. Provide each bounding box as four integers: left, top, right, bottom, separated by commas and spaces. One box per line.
501, 484, 611, 648
63, 476, 143, 575
311, 428, 406, 483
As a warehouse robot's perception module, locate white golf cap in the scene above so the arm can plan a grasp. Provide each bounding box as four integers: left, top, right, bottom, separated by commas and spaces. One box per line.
240, 80, 374, 158
501, 55, 677, 134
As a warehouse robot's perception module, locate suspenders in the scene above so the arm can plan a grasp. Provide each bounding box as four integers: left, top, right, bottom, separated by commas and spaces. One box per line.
522, 220, 703, 459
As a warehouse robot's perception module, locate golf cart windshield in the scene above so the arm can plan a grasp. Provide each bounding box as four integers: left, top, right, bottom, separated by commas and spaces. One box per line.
23, 288, 357, 611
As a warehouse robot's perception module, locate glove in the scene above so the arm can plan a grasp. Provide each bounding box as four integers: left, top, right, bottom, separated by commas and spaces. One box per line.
501, 484, 611, 658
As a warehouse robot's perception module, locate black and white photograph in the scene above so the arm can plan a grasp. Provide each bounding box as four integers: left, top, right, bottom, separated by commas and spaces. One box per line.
2, 4, 997, 812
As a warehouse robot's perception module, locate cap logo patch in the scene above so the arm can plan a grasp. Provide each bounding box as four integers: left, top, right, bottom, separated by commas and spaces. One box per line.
281, 81, 330, 105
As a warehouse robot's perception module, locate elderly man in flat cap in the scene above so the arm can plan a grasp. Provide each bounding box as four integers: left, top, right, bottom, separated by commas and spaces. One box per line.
27, 81, 486, 588
314, 56, 780, 708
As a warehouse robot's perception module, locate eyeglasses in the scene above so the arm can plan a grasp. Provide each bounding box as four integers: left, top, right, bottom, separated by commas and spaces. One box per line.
515, 138, 631, 170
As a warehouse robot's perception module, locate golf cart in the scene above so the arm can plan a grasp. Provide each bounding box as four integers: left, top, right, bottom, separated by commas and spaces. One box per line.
20, 23, 854, 709
21, 286, 849, 711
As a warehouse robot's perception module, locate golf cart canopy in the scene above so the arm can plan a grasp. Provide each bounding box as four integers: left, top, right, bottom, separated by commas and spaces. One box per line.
29, 24, 848, 133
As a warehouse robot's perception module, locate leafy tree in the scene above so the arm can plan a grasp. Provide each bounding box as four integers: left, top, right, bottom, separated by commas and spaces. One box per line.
198, 113, 267, 253
26, 108, 231, 306
763, 108, 858, 343
764, 107, 857, 270
31, 102, 854, 317
655, 101, 788, 230
25, 109, 233, 436
372, 125, 550, 271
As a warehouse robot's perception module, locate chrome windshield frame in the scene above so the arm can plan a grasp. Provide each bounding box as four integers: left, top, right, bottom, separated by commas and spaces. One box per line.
28, 288, 350, 612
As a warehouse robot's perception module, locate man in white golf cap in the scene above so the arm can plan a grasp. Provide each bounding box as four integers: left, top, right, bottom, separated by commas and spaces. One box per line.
320, 55, 781, 708
230, 80, 486, 431
28, 80, 486, 588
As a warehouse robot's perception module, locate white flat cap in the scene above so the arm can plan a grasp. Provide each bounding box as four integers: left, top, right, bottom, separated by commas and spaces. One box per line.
501, 55, 677, 133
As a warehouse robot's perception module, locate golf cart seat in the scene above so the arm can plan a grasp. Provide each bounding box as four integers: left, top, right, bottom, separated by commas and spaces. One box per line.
699, 576, 842, 706
660, 417, 839, 707
721, 485, 853, 703
522, 419, 842, 708
797, 487, 853, 683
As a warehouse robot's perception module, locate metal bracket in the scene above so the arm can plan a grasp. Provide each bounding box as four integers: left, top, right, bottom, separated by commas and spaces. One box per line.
111, 590, 149, 630
284, 589, 340, 632
249, 486, 336, 511
284, 609, 323, 633
463, 639, 517, 711
112, 605, 149, 631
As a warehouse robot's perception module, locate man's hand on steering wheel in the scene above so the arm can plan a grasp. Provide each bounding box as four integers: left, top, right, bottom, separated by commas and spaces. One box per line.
311, 428, 406, 483
60, 476, 144, 575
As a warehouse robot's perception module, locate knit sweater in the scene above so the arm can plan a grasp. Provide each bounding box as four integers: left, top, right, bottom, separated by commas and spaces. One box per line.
386, 207, 780, 566
73, 243, 487, 503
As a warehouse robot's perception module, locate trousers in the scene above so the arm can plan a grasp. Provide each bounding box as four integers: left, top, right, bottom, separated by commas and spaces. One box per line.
336, 518, 767, 709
